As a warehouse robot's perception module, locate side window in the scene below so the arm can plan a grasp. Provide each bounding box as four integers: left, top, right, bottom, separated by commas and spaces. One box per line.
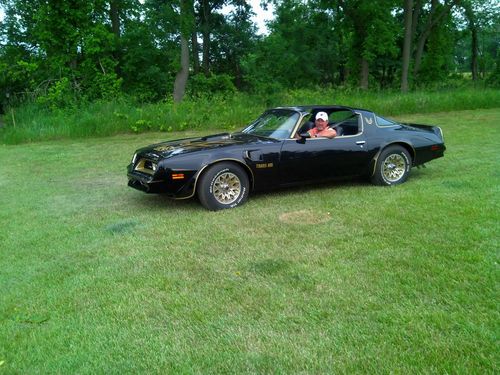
329, 110, 361, 136
329, 110, 353, 123
376, 115, 397, 127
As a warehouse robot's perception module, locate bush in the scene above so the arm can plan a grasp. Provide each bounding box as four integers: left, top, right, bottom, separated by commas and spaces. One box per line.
36, 77, 76, 110
486, 56, 500, 87
188, 74, 236, 98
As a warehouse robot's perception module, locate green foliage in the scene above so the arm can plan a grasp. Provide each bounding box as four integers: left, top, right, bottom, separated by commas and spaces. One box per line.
36, 78, 75, 110
8, 61, 38, 86
0, 0, 499, 121
242, 1, 339, 89
130, 119, 152, 133
418, 13, 456, 84
119, 21, 174, 102
356, 0, 399, 62
0, 59, 39, 107
188, 73, 236, 97
79, 55, 123, 101
486, 55, 500, 87
79, 24, 122, 100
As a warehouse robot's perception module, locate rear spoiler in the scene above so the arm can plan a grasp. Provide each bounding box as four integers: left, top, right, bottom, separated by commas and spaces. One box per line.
404, 122, 444, 142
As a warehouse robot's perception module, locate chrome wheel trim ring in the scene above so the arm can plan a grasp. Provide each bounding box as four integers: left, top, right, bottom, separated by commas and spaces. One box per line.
382, 154, 406, 182
212, 172, 241, 204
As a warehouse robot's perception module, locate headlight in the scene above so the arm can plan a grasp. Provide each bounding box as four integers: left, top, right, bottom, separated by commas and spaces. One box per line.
152, 163, 158, 171
131, 153, 138, 164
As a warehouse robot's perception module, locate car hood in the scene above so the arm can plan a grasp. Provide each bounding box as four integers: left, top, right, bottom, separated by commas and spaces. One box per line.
137, 132, 277, 159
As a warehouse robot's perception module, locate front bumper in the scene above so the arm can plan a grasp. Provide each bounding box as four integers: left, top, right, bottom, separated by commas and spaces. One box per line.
127, 173, 166, 194
127, 163, 197, 198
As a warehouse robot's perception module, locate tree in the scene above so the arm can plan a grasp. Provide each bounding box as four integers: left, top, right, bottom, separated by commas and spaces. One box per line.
174, 0, 194, 102
210, 0, 257, 88
341, 0, 398, 89
110, 0, 121, 38
462, 1, 479, 80
417, 10, 456, 83
197, 0, 226, 75
413, 0, 459, 77
401, 0, 414, 91
456, 0, 499, 80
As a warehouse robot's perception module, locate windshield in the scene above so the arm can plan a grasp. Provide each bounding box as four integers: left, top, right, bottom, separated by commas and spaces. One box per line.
242, 109, 300, 140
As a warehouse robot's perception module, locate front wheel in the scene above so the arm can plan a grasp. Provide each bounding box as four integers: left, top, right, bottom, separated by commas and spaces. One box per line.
371, 145, 412, 186
197, 162, 249, 210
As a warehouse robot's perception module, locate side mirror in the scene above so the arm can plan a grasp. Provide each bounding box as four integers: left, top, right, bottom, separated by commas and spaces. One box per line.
299, 132, 311, 139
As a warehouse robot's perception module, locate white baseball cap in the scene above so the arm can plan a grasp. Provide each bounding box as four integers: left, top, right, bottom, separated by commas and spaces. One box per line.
315, 112, 328, 121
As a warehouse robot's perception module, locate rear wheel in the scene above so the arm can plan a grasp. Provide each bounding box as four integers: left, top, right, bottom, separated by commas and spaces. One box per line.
371, 145, 412, 186
197, 162, 249, 210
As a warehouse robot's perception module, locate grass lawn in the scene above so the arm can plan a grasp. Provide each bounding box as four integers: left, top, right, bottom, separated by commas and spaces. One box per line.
0, 108, 498, 373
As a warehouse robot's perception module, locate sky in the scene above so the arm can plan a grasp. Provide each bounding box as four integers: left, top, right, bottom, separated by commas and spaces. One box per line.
247, 0, 274, 35
0, 1, 274, 34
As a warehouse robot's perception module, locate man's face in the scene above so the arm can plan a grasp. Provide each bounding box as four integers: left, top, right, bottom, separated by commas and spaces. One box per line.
315, 118, 328, 131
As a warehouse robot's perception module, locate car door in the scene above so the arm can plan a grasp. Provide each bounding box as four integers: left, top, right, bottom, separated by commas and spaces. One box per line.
278, 126, 371, 185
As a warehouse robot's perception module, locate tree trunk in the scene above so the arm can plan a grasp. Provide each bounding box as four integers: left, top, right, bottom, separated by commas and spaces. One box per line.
192, 31, 200, 74
411, 0, 422, 45
110, 0, 120, 38
470, 24, 478, 80
336, 1, 346, 85
401, 0, 413, 92
413, 0, 437, 76
201, 0, 210, 76
173, 36, 189, 103
360, 58, 369, 89
413, 27, 431, 77
464, 3, 479, 80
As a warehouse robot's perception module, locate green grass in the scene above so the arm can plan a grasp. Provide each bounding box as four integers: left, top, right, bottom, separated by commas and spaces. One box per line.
1, 87, 499, 144
0, 108, 499, 373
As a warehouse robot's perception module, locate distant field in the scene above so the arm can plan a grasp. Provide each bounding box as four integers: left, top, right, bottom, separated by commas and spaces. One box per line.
0, 108, 498, 373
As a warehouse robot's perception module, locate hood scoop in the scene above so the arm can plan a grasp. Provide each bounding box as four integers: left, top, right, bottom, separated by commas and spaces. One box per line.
200, 133, 231, 141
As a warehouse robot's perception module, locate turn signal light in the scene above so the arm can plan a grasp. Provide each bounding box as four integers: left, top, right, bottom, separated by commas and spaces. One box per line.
172, 173, 185, 180
431, 145, 440, 151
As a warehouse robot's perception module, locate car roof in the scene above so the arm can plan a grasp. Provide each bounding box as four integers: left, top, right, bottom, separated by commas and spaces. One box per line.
274, 105, 372, 113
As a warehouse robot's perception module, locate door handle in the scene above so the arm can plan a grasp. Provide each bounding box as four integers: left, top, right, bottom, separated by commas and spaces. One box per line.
356, 141, 366, 145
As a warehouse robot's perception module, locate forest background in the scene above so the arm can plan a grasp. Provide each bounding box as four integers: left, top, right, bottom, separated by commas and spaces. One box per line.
0, 0, 499, 143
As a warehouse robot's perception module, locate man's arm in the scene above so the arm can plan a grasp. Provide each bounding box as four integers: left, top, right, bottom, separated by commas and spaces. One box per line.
316, 128, 337, 139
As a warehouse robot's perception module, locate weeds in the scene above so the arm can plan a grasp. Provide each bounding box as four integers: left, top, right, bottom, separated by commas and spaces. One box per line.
1, 87, 499, 144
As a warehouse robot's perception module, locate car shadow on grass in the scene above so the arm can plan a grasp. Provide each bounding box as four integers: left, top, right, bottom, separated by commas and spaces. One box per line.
249, 168, 430, 203
127, 192, 201, 211
126, 168, 430, 211
250, 176, 371, 199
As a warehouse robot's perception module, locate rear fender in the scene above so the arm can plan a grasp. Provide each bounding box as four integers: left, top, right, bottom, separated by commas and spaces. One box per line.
369, 142, 415, 177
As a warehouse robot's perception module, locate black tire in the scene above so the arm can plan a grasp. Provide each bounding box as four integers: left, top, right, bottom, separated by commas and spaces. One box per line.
197, 162, 250, 210
371, 145, 412, 186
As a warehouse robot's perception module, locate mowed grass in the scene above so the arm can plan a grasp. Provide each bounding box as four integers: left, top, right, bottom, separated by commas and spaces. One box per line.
0, 108, 498, 373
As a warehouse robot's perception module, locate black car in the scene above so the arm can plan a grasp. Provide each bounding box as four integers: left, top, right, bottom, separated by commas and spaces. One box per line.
127, 105, 445, 210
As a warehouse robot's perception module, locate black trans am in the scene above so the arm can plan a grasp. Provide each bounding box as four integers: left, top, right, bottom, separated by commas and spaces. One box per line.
127, 106, 445, 210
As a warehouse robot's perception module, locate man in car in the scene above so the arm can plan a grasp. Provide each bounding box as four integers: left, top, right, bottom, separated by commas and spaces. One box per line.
307, 111, 337, 138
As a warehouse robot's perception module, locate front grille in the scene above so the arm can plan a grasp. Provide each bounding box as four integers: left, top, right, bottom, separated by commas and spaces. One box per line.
144, 160, 155, 170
